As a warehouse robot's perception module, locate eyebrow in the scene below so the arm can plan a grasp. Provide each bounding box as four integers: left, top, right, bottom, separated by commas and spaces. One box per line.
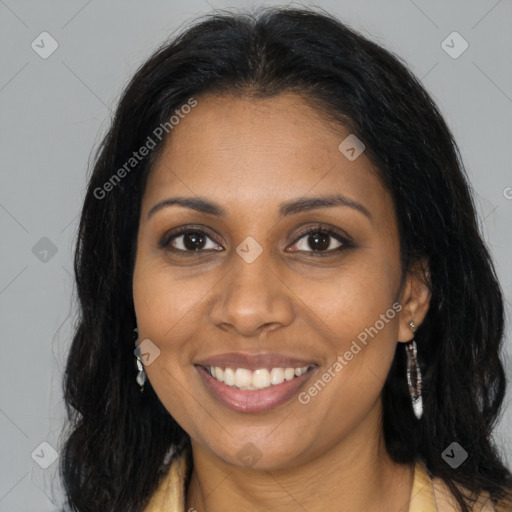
147, 194, 373, 223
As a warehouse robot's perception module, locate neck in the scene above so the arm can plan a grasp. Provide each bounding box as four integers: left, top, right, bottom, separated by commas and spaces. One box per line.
185, 404, 415, 512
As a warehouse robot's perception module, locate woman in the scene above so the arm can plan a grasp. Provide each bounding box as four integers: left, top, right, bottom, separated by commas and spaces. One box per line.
60, 6, 512, 512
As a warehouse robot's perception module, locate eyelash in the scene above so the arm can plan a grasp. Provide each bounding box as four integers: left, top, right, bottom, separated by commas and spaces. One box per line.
159, 224, 352, 257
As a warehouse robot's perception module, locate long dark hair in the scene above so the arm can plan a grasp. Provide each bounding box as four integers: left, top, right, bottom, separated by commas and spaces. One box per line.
60, 6, 512, 511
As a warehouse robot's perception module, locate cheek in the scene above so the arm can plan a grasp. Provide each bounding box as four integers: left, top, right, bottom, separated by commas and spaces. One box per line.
285, 255, 401, 398
296, 288, 400, 448
132, 255, 216, 343
132, 258, 207, 432
284, 252, 400, 339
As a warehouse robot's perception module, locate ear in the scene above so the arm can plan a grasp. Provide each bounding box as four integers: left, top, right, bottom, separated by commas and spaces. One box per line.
397, 258, 431, 343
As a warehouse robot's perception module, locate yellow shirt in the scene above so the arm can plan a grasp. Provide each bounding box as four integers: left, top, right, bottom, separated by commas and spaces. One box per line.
143, 451, 507, 511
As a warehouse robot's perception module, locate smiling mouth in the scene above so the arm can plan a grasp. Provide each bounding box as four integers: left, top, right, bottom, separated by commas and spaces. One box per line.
198, 365, 316, 391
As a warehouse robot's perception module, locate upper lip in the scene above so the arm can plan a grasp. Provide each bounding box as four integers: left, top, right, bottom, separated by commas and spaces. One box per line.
194, 352, 318, 370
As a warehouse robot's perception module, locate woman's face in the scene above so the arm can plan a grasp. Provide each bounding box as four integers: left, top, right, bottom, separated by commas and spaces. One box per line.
132, 92, 426, 470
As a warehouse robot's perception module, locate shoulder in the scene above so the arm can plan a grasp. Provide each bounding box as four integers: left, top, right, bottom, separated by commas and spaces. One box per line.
411, 461, 511, 512
142, 452, 188, 512
430, 473, 512, 512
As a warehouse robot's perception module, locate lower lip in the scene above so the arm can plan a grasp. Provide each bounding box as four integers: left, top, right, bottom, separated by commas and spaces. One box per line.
196, 365, 317, 413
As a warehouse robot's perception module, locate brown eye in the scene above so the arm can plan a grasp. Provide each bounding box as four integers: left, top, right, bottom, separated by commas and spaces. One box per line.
160, 229, 223, 254
180, 232, 207, 251
288, 226, 351, 256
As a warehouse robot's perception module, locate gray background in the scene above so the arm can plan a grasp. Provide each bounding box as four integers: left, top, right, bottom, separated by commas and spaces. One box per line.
1, 0, 511, 510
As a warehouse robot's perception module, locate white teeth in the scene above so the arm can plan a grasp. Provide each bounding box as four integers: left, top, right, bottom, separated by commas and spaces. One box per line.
214, 367, 224, 381
206, 365, 311, 390
252, 369, 271, 388
270, 368, 285, 385
234, 368, 252, 388
284, 368, 295, 380
223, 368, 235, 386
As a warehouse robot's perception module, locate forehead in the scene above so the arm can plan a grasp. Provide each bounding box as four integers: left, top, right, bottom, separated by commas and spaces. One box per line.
142, 92, 391, 222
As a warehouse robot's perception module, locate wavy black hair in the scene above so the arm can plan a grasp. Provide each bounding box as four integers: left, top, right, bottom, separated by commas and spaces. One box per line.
59, 5, 512, 512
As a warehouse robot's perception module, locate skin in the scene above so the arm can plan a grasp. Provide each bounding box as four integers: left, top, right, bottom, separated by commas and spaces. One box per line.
132, 92, 431, 511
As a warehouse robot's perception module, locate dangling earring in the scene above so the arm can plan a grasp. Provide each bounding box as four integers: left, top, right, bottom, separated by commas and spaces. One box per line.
133, 327, 146, 393
405, 320, 423, 419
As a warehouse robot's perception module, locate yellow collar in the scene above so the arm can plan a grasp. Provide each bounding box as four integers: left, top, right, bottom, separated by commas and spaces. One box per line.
143, 453, 497, 512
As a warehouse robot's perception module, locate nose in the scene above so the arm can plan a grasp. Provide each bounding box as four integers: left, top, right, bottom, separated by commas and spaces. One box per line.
208, 248, 295, 337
